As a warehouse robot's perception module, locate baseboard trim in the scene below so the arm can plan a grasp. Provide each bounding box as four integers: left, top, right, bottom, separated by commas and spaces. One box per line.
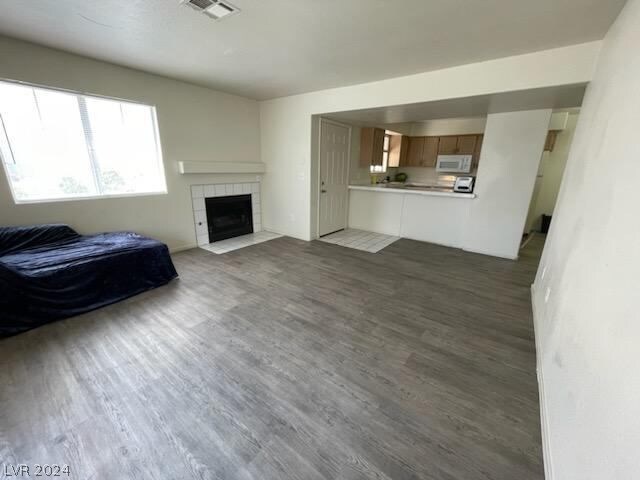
170, 243, 198, 253
531, 284, 554, 480
521, 232, 536, 250
461, 245, 519, 260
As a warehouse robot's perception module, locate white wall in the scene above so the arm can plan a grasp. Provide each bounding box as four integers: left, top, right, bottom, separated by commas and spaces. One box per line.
0, 36, 261, 251
462, 109, 551, 259
532, 1, 640, 478
348, 190, 470, 248
525, 112, 579, 232
408, 117, 487, 136
400, 194, 470, 248
348, 190, 404, 236
260, 42, 600, 240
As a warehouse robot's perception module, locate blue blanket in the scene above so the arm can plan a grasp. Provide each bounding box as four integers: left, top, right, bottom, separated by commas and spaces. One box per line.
0, 224, 178, 337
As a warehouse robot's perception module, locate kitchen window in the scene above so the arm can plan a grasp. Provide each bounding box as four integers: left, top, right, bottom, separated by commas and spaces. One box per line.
370, 133, 390, 173
0, 79, 167, 203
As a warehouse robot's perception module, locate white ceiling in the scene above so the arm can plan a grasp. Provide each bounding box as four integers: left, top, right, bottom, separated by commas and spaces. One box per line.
0, 0, 626, 100
325, 85, 587, 125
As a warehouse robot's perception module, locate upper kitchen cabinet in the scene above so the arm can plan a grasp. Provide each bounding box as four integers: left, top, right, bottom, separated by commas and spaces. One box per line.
404, 136, 439, 167
422, 137, 439, 167
363, 131, 487, 169
406, 136, 425, 166
437, 136, 458, 155
438, 135, 477, 155
388, 134, 408, 167
456, 135, 478, 154
360, 127, 385, 167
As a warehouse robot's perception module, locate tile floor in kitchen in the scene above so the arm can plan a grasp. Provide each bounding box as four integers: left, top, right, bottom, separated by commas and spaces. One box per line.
318, 228, 400, 253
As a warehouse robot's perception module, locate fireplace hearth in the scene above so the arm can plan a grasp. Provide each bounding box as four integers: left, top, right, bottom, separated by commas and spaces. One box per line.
205, 194, 253, 243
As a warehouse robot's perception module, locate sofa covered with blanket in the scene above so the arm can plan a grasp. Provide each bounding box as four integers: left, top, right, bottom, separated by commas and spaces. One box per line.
0, 224, 178, 337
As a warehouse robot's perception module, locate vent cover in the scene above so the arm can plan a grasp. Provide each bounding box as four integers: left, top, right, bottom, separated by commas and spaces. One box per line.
182, 0, 240, 20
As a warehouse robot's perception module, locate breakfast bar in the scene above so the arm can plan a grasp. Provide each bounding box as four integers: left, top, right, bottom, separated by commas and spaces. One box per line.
347, 184, 476, 249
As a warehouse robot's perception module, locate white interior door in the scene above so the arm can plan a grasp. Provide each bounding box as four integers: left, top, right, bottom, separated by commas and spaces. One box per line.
319, 119, 350, 236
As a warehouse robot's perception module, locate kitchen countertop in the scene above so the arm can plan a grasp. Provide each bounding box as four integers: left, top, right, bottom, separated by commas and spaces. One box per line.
348, 184, 476, 199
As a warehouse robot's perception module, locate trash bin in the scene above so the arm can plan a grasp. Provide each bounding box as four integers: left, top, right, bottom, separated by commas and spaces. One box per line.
541, 214, 552, 234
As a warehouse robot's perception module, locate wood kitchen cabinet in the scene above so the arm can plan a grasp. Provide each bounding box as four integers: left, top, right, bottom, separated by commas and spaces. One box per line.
422, 136, 439, 167
399, 133, 484, 168
438, 135, 477, 155
360, 127, 385, 167
437, 136, 458, 155
403, 136, 439, 167
406, 136, 425, 166
456, 135, 477, 154
388, 134, 408, 167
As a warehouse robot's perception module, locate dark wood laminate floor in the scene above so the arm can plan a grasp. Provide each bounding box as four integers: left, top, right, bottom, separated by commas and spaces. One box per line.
0, 236, 545, 480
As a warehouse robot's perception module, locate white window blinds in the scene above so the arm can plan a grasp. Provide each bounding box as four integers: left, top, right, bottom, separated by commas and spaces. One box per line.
0, 80, 167, 203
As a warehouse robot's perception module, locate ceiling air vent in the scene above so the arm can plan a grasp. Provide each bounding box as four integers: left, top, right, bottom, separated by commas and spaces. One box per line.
182, 0, 240, 20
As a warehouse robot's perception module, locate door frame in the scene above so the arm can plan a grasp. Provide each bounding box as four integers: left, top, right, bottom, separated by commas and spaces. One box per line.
316, 117, 352, 239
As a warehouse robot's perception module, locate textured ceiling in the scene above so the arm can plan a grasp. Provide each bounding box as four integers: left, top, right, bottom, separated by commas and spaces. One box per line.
0, 0, 626, 100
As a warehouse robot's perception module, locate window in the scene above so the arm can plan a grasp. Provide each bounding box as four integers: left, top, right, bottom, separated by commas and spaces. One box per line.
370, 133, 390, 173
0, 80, 166, 203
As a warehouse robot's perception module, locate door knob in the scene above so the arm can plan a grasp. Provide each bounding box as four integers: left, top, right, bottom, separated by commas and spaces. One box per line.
321, 189, 327, 193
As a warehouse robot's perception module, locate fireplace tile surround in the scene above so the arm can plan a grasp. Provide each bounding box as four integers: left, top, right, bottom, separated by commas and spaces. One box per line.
191, 182, 261, 247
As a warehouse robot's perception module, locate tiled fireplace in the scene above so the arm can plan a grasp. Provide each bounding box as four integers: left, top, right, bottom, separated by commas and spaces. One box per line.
191, 182, 261, 246
205, 194, 253, 242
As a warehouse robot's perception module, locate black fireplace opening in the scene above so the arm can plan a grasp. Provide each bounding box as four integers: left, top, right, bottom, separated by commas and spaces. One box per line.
206, 194, 253, 243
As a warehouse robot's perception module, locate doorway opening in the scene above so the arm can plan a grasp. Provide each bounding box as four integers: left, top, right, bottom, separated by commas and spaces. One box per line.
523, 109, 579, 252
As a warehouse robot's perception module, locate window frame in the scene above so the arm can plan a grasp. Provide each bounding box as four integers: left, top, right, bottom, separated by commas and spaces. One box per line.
0, 77, 168, 205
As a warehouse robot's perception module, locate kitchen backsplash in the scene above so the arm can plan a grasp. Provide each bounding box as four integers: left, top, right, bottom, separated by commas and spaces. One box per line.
350, 165, 477, 187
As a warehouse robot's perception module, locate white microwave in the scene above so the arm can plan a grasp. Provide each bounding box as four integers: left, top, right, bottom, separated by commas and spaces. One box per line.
436, 154, 472, 173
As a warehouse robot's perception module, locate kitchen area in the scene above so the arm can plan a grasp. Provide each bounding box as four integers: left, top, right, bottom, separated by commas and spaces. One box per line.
348, 120, 485, 249
359, 126, 483, 192
332, 110, 564, 258
313, 84, 579, 257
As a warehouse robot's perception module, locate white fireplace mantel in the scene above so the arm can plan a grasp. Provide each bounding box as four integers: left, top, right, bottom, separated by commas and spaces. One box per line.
179, 161, 266, 174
